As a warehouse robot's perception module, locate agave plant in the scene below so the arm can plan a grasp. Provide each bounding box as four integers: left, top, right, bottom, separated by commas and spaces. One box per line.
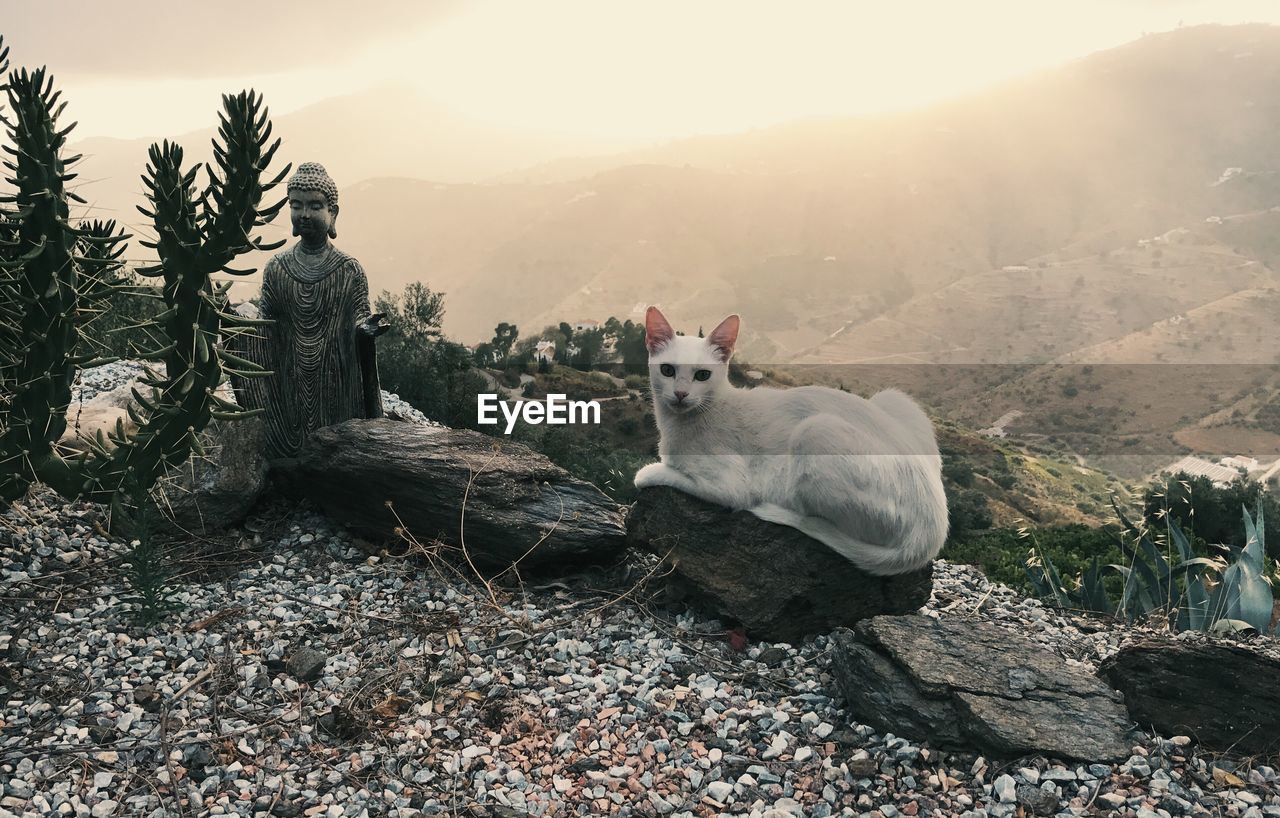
1027, 496, 1278, 636
1205, 504, 1274, 633
0, 34, 286, 527
1027, 547, 1115, 615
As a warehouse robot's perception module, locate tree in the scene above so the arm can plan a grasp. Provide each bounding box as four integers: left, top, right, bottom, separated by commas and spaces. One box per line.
1143, 473, 1280, 558
374, 283, 487, 429
946, 486, 993, 544
571, 328, 605, 370
618, 320, 648, 373
943, 460, 975, 487
491, 322, 518, 364
376, 282, 445, 345
509, 336, 538, 369
472, 342, 497, 367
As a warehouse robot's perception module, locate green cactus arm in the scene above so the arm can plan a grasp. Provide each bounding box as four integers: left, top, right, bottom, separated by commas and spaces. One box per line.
0, 67, 89, 503
197, 91, 290, 274
71, 219, 131, 365
84, 91, 283, 502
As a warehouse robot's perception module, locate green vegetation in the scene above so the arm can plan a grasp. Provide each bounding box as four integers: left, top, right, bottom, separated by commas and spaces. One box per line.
944, 485, 993, 544
0, 38, 283, 622
523, 367, 623, 401
942, 460, 975, 487
370, 295, 654, 499
944, 524, 1122, 593
942, 457, 1280, 638
511, 420, 652, 504
508, 363, 650, 503
1144, 472, 1280, 559
472, 321, 520, 368
1029, 500, 1279, 636
51, 265, 171, 364
119, 504, 181, 627
374, 282, 488, 430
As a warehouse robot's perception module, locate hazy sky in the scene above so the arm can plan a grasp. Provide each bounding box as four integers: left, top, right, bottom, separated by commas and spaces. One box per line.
5, 0, 1280, 142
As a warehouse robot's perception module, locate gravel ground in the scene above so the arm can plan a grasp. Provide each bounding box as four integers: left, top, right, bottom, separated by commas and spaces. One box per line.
1, 489, 1278, 818
1, 363, 1276, 817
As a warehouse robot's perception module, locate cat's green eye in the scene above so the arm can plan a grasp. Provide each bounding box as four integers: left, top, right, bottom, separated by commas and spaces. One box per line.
660, 364, 676, 377
694, 369, 712, 381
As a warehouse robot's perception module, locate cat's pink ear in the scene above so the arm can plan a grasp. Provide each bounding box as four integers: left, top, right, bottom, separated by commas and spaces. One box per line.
645, 306, 675, 352
707, 314, 739, 361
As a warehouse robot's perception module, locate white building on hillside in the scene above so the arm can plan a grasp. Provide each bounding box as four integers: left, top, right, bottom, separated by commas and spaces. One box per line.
1161, 455, 1248, 487
534, 340, 557, 363
1221, 455, 1260, 473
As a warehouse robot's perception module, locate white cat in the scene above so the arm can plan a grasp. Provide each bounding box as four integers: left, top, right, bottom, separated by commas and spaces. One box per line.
633, 306, 948, 576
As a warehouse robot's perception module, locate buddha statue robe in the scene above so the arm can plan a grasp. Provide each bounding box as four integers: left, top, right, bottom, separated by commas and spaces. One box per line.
245, 243, 383, 459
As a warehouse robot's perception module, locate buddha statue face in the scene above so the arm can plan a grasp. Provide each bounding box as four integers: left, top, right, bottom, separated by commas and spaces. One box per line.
289, 189, 337, 246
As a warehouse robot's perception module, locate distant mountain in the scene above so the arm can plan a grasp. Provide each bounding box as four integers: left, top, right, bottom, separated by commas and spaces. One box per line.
65, 84, 634, 242
336, 25, 1280, 348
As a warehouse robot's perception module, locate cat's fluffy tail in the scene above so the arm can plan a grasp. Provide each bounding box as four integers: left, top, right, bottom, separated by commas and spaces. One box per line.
749, 502, 939, 576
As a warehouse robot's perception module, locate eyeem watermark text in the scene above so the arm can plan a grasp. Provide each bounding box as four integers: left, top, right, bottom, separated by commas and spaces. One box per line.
477, 393, 602, 434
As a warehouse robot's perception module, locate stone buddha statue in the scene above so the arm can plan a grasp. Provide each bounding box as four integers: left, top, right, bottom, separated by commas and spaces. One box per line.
236, 162, 388, 459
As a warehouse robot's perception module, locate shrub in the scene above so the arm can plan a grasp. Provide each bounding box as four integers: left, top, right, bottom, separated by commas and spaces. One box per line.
943, 460, 975, 487
946, 487, 992, 543
511, 423, 648, 504
375, 283, 489, 430
944, 525, 1122, 593
499, 367, 522, 388
1144, 472, 1280, 559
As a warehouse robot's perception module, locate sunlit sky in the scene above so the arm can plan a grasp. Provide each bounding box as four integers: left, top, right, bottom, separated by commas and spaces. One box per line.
5, 0, 1280, 142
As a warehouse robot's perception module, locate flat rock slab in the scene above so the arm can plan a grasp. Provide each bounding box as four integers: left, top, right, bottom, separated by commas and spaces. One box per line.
275, 419, 627, 570
626, 487, 932, 643
1099, 637, 1280, 754
832, 615, 1134, 762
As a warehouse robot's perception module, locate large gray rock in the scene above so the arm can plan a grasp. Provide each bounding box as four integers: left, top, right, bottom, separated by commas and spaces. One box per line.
274, 418, 627, 570
626, 487, 932, 642
1099, 637, 1280, 754
831, 615, 1134, 762
153, 416, 268, 535
58, 381, 139, 455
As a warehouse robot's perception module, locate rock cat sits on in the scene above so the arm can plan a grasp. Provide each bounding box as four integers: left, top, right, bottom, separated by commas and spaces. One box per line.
633, 306, 948, 576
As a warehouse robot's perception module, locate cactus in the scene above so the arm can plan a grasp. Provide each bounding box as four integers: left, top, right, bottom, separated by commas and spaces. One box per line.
0, 35, 287, 524
0, 59, 99, 502
1206, 503, 1275, 634
1028, 496, 1278, 636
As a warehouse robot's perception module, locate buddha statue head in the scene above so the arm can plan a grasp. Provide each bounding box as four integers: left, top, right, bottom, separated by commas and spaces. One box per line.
287, 162, 340, 245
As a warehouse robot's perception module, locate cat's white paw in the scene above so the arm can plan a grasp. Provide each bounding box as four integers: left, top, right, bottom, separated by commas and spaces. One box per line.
634, 462, 682, 489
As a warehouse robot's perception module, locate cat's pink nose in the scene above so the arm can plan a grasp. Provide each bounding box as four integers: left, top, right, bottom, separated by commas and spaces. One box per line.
674, 390, 688, 402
